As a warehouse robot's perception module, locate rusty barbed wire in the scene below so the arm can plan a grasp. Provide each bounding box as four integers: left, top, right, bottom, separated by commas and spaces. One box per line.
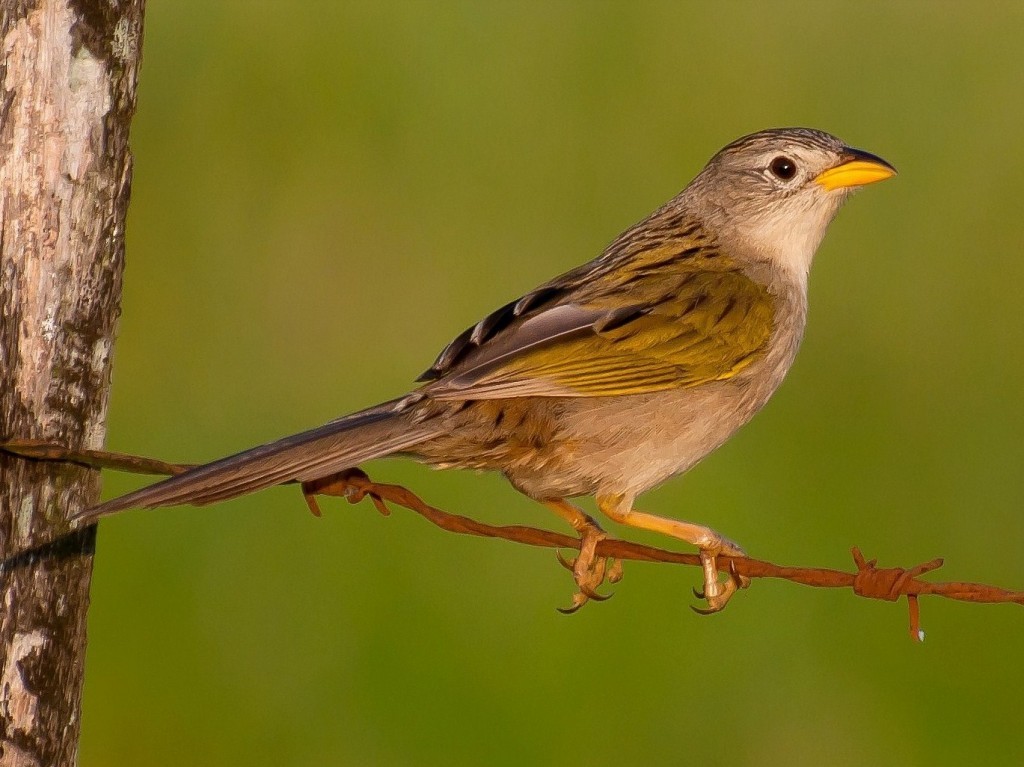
3, 439, 1022, 641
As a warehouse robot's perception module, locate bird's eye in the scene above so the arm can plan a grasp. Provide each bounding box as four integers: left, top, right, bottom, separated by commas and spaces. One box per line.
769, 156, 797, 181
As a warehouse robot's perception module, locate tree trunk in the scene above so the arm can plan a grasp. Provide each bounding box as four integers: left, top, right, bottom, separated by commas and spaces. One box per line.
0, 2, 143, 765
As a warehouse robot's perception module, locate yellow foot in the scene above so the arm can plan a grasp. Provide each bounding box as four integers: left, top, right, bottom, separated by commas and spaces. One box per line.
691, 536, 750, 614
595, 494, 751, 615
555, 526, 623, 614
543, 500, 623, 614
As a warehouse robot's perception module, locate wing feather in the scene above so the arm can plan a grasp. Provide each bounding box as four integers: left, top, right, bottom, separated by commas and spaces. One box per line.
422, 257, 775, 401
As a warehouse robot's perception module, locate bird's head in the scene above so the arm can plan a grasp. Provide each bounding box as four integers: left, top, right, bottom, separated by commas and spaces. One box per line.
684, 127, 896, 279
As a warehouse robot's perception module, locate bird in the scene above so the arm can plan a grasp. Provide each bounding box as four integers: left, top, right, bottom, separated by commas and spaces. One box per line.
84, 128, 896, 612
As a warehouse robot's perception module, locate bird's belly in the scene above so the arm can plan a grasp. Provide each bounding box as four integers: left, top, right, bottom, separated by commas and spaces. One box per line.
503, 379, 772, 500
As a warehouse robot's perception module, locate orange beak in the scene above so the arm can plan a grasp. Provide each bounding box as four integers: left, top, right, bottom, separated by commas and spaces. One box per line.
814, 147, 897, 191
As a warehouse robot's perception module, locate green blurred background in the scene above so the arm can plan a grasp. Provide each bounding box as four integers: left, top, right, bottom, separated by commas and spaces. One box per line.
81, 2, 1024, 765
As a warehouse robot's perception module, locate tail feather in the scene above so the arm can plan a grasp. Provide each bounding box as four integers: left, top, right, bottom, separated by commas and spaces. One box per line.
84, 399, 435, 520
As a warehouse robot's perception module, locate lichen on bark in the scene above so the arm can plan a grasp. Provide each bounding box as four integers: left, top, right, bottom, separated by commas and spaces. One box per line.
0, 1, 144, 764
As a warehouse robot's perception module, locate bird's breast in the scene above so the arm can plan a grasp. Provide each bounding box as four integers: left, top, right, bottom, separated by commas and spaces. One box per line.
522, 280, 808, 499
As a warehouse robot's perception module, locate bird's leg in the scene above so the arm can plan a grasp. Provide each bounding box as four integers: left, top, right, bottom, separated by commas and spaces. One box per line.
543, 499, 621, 613
597, 494, 749, 613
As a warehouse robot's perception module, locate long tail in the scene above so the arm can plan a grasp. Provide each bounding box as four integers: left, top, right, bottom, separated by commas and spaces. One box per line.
83, 397, 436, 520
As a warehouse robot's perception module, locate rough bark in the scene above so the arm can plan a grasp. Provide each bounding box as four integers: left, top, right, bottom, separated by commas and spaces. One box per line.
0, 2, 143, 765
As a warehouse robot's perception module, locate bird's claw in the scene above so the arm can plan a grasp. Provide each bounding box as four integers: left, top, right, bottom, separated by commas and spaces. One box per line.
690, 537, 750, 615
557, 592, 590, 615
556, 525, 619, 613
555, 549, 575, 572
606, 557, 624, 584
557, 583, 613, 614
